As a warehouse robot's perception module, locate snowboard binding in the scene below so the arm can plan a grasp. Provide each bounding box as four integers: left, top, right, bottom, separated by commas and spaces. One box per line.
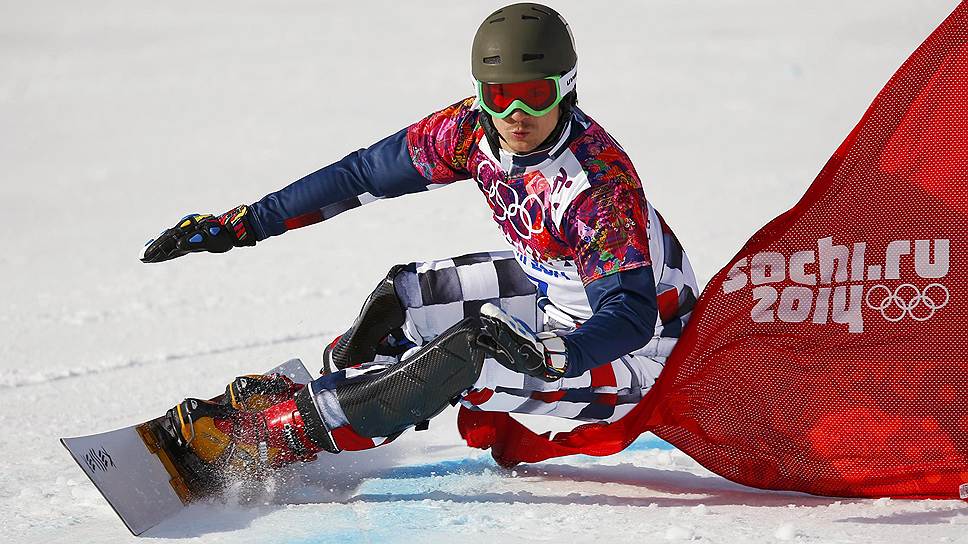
145, 375, 339, 496
225, 373, 301, 410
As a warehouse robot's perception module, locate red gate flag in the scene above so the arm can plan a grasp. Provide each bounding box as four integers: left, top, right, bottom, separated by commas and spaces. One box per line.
459, 2, 968, 499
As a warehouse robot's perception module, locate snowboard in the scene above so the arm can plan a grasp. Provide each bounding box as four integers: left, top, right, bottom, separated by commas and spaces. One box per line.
62, 359, 341, 536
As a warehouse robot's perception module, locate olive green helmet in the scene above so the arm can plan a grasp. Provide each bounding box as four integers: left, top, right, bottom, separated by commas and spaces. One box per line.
471, 3, 577, 84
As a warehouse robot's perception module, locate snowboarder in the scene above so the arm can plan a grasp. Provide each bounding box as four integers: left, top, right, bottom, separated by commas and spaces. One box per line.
141, 3, 698, 476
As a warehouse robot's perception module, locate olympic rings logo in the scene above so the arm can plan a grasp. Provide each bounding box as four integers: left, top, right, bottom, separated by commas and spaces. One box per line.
478, 162, 545, 240
864, 283, 950, 322
488, 181, 544, 239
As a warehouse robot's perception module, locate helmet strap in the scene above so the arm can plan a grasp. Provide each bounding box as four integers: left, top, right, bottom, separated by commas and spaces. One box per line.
480, 113, 504, 158
534, 91, 576, 151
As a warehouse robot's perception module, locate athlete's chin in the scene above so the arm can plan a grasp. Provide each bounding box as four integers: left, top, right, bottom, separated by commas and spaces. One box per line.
504, 139, 541, 154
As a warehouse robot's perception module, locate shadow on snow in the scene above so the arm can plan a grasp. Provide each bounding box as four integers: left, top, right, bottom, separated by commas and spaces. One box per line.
145, 443, 873, 539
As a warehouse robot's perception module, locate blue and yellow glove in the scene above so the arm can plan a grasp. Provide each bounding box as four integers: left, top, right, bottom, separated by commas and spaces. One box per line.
141, 205, 256, 263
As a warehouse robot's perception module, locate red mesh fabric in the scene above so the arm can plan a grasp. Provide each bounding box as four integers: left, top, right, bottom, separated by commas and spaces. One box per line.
458, 2, 968, 499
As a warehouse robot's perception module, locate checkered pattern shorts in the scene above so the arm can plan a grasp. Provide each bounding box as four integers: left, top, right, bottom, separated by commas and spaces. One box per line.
310, 251, 668, 450
382, 250, 664, 424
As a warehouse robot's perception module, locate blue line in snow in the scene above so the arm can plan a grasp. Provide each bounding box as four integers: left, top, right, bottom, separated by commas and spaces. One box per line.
266, 437, 677, 544
625, 433, 676, 451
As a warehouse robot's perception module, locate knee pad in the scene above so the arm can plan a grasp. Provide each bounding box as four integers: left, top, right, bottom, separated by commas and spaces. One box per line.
336, 317, 486, 438
323, 264, 409, 374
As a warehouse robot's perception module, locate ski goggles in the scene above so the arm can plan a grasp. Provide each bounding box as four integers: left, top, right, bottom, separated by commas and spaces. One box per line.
476, 65, 577, 119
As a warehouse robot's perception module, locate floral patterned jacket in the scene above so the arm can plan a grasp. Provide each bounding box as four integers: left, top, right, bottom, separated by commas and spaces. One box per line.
249, 98, 698, 376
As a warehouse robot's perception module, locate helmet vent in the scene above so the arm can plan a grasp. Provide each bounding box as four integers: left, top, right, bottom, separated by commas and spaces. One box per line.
530, 6, 550, 15
521, 15, 540, 21
483, 55, 502, 65
522, 53, 544, 62
488, 17, 506, 24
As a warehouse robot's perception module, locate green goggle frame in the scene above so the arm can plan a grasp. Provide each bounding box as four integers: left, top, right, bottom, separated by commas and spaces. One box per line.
475, 66, 577, 119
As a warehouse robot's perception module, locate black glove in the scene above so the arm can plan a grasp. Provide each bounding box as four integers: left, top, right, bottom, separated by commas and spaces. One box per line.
141, 205, 256, 263
478, 303, 569, 382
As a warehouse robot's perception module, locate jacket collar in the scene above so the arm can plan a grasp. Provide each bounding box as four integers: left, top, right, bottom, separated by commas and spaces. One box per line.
479, 107, 586, 171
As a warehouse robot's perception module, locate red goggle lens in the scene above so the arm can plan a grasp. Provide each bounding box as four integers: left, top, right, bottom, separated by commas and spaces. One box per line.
480, 78, 558, 114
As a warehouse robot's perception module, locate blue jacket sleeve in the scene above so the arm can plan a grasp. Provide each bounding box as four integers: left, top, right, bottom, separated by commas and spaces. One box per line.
248, 129, 432, 240
559, 266, 658, 378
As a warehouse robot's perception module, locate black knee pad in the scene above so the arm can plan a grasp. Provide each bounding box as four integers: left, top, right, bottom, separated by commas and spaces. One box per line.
336, 317, 486, 438
323, 264, 409, 374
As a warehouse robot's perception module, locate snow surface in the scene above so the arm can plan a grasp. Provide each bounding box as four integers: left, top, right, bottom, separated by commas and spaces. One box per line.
2, 0, 967, 542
